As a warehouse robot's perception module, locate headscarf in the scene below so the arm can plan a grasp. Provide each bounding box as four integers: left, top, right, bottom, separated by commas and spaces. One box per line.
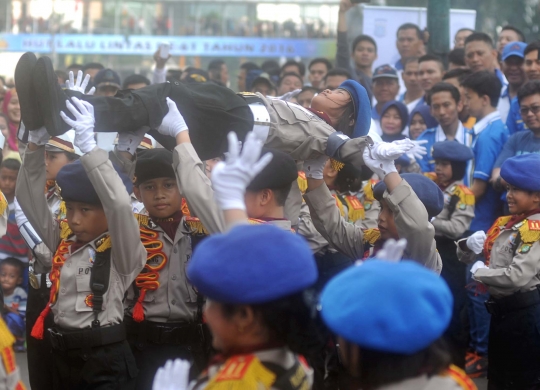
380, 100, 409, 133
2, 89, 19, 152
408, 105, 438, 129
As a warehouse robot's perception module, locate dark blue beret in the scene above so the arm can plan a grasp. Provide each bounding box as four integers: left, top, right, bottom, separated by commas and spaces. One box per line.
134, 148, 175, 185
188, 224, 317, 304
373, 173, 444, 218
57, 159, 133, 204
339, 80, 372, 138
501, 154, 540, 192
321, 260, 453, 354
247, 148, 298, 191
432, 141, 474, 162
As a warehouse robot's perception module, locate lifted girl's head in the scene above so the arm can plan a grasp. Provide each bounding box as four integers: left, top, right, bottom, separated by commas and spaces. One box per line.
501, 154, 540, 215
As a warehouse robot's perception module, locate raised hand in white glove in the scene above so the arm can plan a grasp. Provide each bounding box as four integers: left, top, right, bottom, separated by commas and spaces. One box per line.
362, 146, 397, 179
471, 260, 488, 274
466, 231, 486, 255
406, 139, 428, 160
60, 97, 96, 154
371, 139, 416, 161
157, 98, 188, 137
117, 127, 147, 155
67, 70, 95, 95
28, 126, 49, 146
303, 155, 328, 179
152, 359, 191, 390
211, 132, 273, 211
375, 238, 408, 262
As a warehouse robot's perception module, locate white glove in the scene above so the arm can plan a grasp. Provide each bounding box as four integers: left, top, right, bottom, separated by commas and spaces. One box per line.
303, 155, 328, 179
157, 97, 188, 137
276, 89, 302, 101
375, 238, 407, 262
211, 132, 273, 211
28, 126, 49, 146
406, 139, 428, 160
371, 139, 416, 160
152, 359, 190, 390
362, 146, 397, 179
471, 260, 488, 274
466, 231, 486, 255
67, 70, 95, 95
117, 127, 147, 155
60, 97, 96, 154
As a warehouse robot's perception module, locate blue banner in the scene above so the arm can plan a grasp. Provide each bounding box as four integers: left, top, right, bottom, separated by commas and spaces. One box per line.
0, 34, 335, 57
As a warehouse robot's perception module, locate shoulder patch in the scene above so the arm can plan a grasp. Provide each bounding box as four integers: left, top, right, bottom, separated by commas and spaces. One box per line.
206, 355, 276, 389
453, 184, 475, 207
345, 195, 365, 222
297, 171, 307, 194
517, 219, 540, 245
528, 220, 540, 231
363, 179, 379, 202
363, 228, 381, 246
185, 216, 209, 235
423, 172, 437, 182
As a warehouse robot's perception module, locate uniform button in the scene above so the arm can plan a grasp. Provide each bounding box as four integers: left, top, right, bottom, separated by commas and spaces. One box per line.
60, 312, 65, 317
171, 300, 176, 305
174, 81, 180, 85
172, 275, 177, 280
173, 247, 178, 253
60, 288, 66, 294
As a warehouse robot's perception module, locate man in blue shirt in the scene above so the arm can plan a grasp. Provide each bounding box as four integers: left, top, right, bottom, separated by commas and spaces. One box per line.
507, 41, 540, 134
416, 82, 467, 173
498, 42, 527, 123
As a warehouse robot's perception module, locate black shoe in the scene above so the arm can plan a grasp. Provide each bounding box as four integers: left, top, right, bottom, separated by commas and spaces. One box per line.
33, 56, 72, 136
14, 52, 42, 130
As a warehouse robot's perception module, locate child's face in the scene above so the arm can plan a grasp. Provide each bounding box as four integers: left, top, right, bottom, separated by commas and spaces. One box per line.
0, 167, 18, 199
435, 160, 453, 185
409, 113, 427, 140
506, 185, 540, 215
134, 177, 182, 219
378, 199, 399, 241
380, 107, 403, 135
45, 151, 72, 181
0, 264, 22, 295
65, 201, 108, 243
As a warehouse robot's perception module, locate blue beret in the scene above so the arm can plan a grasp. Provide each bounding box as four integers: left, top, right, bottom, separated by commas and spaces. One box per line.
321, 260, 453, 354
57, 159, 133, 204
338, 80, 372, 138
188, 224, 317, 304
432, 141, 474, 162
409, 105, 438, 129
380, 100, 409, 132
501, 154, 540, 192
373, 173, 444, 218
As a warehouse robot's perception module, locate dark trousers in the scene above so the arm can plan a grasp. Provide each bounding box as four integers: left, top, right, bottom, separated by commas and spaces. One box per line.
487, 303, 540, 390
52, 340, 138, 390
26, 279, 55, 390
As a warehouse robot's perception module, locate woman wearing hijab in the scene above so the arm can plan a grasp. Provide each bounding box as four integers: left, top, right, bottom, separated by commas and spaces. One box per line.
379, 100, 409, 143
2, 89, 20, 152
408, 105, 438, 140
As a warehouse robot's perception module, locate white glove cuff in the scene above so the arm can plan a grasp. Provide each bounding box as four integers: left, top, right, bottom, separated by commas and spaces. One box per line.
28, 126, 50, 146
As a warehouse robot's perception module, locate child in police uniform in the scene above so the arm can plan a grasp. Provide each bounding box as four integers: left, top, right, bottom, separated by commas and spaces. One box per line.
16, 97, 146, 389
458, 153, 540, 389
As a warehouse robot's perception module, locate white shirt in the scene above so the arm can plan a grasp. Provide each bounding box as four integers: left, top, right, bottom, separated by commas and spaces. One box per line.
433, 121, 471, 147
497, 86, 511, 124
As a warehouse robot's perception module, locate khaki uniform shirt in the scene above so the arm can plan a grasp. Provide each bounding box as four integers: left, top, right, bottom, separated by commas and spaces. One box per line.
432, 181, 475, 240
16, 146, 147, 329
304, 179, 442, 273
458, 213, 540, 298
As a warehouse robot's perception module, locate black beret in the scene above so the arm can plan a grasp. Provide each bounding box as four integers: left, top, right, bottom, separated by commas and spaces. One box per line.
247, 148, 298, 191
57, 160, 133, 204
432, 141, 474, 162
134, 148, 175, 185
373, 173, 444, 218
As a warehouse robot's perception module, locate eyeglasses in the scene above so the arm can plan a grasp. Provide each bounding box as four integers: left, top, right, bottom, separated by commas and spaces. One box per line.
520, 105, 540, 116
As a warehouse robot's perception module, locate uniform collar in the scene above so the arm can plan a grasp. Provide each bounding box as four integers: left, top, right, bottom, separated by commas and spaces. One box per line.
435, 121, 465, 143
68, 231, 109, 255
473, 111, 501, 135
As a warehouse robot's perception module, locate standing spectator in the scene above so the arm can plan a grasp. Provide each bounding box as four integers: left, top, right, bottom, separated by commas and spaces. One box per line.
321, 68, 352, 90
443, 68, 476, 129
307, 58, 332, 89
122, 74, 151, 90
66, 63, 83, 76
499, 42, 527, 123
296, 87, 318, 108
408, 105, 438, 140
250, 73, 276, 96
276, 72, 303, 95
280, 60, 305, 78
399, 57, 424, 113
418, 55, 445, 100
497, 25, 526, 55
371, 65, 400, 132
93, 69, 121, 97
379, 100, 408, 142
208, 59, 229, 87
448, 48, 467, 70
237, 62, 259, 92
82, 62, 104, 83
395, 23, 425, 71
464, 33, 507, 88
1, 90, 19, 154
454, 28, 474, 49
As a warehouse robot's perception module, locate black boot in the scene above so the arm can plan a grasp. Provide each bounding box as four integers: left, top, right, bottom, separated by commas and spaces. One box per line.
15, 52, 42, 131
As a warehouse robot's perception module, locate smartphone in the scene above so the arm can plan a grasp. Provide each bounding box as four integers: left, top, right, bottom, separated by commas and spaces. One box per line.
159, 43, 170, 59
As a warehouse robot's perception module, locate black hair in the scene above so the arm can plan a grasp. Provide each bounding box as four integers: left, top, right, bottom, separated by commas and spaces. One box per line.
524, 41, 540, 57
451, 161, 468, 181
0, 158, 20, 171
308, 58, 333, 72
426, 82, 461, 105
335, 101, 356, 137
418, 54, 445, 71
83, 62, 104, 72
443, 68, 473, 84
208, 59, 225, 72
335, 164, 363, 193
0, 257, 24, 278
352, 34, 378, 54
397, 23, 423, 40
66, 63, 83, 72
402, 57, 419, 69
448, 48, 466, 66
48, 150, 80, 162
456, 27, 474, 36
280, 60, 306, 77
261, 60, 281, 77
240, 62, 260, 73
461, 70, 502, 107
55, 70, 68, 84
323, 68, 352, 82
517, 80, 540, 104
278, 72, 303, 87
122, 74, 150, 89
298, 86, 319, 95
272, 182, 293, 206
220, 290, 323, 357
346, 338, 451, 390
501, 25, 526, 43
465, 32, 494, 48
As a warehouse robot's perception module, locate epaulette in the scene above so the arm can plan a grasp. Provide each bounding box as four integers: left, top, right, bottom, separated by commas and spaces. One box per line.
57, 201, 67, 220
363, 179, 378, 202
0, 191, 7, 217
444, 365, 476, 390
344, 195, 365, 222
59, 219, 73, 240
515, 219, 540, 254
0, 317, 15, 350
330, 158, 344, 172
206, 355, 276, 388
424, 172, 437, 182
363, 228, 380, 246
297, 171, 307, 194
181, 198, 191, 217
452, 184, 475, 207
185, 216, 209, 235
332, 194, 346, 217
94, 235, 111, 252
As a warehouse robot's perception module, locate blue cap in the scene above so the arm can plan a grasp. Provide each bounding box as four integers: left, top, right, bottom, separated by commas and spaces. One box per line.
432, 141, 474, 162
380, 100, 409, 132
187, 224, 317, 304
321, 260, 452, 354
409, 105, 438, 129
502, 41, 527, 61
501, 154, 540, 192
372, 64, 399, 80
57, 160, 133, 204
373, 173, 444, 218
338, 80, 372, 138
